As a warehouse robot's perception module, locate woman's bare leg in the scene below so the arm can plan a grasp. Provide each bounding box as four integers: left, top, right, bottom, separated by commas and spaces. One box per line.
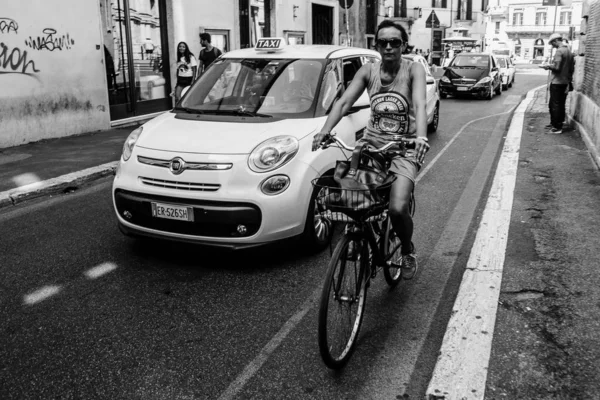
388, 175, 414, 255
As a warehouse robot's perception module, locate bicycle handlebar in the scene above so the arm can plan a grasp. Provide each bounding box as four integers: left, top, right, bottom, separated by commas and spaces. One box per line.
320, 133, 415, 153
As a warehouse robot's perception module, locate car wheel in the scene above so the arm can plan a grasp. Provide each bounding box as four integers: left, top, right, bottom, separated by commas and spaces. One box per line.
428, 102, 439, 133
300, 179, 333, 253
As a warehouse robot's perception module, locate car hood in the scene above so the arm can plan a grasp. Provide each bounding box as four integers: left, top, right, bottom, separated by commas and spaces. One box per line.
445, 67, 489, 82
136, 112, 319, 155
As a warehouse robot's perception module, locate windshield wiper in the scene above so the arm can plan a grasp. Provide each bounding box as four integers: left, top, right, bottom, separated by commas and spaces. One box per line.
210, 109, 272, 118
173, 106, 205, 114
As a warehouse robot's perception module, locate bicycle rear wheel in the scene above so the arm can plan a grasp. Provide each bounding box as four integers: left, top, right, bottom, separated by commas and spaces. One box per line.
383, 217, 403, 287
318, 233, 369, 369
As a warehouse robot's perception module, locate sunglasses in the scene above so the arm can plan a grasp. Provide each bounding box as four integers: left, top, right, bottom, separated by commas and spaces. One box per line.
377, 38, 404, 49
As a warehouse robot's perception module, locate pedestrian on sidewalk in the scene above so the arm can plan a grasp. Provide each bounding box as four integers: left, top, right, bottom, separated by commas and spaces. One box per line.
540, 33, 574, 134
197, 33, 223, 78
172, 41, 197, 103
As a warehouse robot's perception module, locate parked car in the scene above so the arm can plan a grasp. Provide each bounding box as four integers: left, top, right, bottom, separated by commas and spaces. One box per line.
438, 53, 503, 100
402, 54, 440, 133
112, 38, 380, 251
496, 55, 516, 90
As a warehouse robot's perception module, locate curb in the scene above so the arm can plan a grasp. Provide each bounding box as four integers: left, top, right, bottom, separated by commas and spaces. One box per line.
0, 162, 117, 209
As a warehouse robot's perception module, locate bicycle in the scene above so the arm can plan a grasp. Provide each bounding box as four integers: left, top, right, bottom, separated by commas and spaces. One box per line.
313, 134, 416, 370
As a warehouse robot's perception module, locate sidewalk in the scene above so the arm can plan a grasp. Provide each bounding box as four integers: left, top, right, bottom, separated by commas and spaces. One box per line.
0, 127, 133, 207
484, 89, 600, 398
426, 88, 600, 399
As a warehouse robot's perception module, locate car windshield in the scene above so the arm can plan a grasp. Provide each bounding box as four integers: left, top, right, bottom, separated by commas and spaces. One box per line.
178, 58, 325, 118
497, 58, 507, 68
451, 55, 489, 68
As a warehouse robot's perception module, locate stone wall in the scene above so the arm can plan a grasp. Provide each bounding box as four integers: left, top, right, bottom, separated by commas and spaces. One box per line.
0, 2, 109, 149
569, 0, 600, 168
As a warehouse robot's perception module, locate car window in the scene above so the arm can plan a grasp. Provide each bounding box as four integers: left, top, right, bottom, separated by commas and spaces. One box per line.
497, 58, 507, 68
317, 59, 343, 116
451, 55, 489, 68
342, 57, 362, 88
180, 58, 325, 118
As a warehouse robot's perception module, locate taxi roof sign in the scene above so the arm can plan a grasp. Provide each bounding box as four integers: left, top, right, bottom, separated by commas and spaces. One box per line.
255, 37, 287, 52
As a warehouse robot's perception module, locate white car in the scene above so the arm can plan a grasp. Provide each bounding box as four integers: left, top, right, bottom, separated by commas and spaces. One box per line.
113, 38, 380, 250
496, 55, 515, 90
401, 54, 440, 133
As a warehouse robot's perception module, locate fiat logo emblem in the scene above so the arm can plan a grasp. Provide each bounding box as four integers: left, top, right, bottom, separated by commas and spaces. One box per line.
169, 157, 186, 175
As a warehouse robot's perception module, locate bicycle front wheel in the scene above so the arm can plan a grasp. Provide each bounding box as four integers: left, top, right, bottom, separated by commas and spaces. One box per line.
318, 233, 369, 369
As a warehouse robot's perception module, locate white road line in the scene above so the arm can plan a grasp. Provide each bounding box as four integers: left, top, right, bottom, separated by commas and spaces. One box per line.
217, 105, 524, 399
418, 107, 517, 182
217, 287, 320, 400
425, 84, 546, 400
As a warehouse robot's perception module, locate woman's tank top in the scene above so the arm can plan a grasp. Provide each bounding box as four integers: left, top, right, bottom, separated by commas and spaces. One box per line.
364, 60, 416, 141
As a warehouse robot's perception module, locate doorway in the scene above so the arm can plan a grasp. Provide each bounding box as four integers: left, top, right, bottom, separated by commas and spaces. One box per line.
312, 4, 333, 44
100, 0, 171, 121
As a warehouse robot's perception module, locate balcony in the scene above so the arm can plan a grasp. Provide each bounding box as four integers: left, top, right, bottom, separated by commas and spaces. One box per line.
487, 6, 507, 17
505, 24, 570, 34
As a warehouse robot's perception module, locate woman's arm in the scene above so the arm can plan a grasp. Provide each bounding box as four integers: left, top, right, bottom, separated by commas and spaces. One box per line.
311, 64, 370, 151
410, 62, 430, 163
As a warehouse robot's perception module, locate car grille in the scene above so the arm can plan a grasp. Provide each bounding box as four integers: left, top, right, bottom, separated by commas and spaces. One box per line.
114, 189, 261, 238
452, 78, 476, 85
140, 176, 220, 192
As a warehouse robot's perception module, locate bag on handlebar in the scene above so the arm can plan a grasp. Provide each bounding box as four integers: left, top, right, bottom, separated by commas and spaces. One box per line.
328, 142, 394, 211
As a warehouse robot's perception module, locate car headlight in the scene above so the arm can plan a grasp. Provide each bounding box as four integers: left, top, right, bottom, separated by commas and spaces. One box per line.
473, 77, 493, 87
248, 136, 299, 173
440, 76, 451, 83
122, 126, 143, 162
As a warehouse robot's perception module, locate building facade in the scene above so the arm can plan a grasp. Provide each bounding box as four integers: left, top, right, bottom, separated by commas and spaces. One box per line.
382, 0, 489, 65
1, 0, 355, 149
487, 0, 583, 62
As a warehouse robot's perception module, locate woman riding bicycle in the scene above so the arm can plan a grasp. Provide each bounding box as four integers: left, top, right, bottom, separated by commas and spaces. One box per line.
312, 19, 430, 279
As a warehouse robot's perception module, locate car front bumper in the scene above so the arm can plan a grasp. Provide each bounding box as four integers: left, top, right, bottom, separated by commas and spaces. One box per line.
439, 83, 491, 97
112, 147, 319, 247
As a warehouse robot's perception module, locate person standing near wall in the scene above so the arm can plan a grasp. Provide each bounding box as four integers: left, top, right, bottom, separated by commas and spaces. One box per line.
197, 32, 222, 78
540, 33, 575, 134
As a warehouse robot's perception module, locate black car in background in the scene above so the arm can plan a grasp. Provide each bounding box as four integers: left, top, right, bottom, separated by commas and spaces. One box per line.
438, 53, 503, 100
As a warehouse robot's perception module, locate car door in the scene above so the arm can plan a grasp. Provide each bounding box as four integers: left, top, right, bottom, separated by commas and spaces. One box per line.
418, 57, 437, 121
491, 56, 501, 90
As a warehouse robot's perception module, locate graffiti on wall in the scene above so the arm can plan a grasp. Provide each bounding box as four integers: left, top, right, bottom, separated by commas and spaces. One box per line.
0, 18, 18, 34
0, 17, 40, 78
25, 28, 75, 52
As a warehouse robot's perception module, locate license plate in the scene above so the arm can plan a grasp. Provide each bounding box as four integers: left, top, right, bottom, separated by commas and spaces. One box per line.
151, 202, 194, 222
457, 87, 469, 92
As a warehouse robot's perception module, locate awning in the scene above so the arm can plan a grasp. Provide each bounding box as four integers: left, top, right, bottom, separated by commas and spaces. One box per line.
442, 36, 478, 43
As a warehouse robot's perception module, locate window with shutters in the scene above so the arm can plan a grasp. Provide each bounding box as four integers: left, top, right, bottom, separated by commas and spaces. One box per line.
560, 10, 572, 25
535, 10, 547, 25
512, 9, 523, 25
457, 0, 472, 20
432, 0, 446, 7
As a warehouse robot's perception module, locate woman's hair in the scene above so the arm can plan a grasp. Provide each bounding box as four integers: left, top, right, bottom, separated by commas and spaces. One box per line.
177, 41, 192, 64
375, 19, 410, 48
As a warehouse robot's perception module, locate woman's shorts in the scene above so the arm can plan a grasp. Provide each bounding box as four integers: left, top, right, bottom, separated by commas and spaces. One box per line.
358, 135, 421, 184
176, 76, 193, 87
